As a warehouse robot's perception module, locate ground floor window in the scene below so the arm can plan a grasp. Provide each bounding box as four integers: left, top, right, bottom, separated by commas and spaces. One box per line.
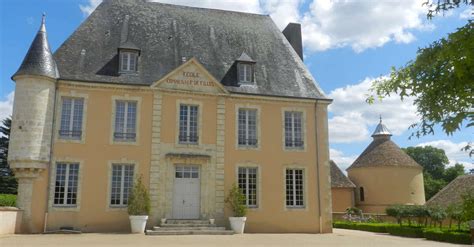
110, 164, 134, 206
285, 168, 304, 207
54, 163, 79, 206
238, 167, 258, 207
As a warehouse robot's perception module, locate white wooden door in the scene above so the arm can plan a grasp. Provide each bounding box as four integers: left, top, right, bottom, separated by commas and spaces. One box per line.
172, 165, 201, 219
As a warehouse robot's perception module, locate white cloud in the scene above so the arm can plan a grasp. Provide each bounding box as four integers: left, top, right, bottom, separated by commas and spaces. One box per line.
79, 0, 431, 52
302, 0, 430, 52
328, 77, 418, 143
416, 140, 473, 171
0, 91, 14, 122
459, 7, 473, 19
330, 148, 358, 172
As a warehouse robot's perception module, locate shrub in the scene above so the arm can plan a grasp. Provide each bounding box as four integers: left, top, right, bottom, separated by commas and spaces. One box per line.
386, 225, 424, 238
225, 184, 247, 217
0, 194, 16, 207
127, 175, 150, 216
333, 221, 394, 233
386, 205, 405, 225
461, 191, 474, 222
423, 228, 471, 245
427, 205, 447, 228
446, 203, 464, 230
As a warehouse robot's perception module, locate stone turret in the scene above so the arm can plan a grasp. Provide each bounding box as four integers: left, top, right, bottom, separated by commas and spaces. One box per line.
8, 14, 58, 233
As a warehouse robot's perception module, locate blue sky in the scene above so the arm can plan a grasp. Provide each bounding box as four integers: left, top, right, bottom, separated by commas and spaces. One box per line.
0, 0, 472, 171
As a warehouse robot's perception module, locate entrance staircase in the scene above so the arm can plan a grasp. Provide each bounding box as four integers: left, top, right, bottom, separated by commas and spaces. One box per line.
146, 219, 234, 235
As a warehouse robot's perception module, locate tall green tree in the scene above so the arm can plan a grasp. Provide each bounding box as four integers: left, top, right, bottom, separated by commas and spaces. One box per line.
403, 146, 466, 200
369, 1, 473, 155
0, 117, 17, 194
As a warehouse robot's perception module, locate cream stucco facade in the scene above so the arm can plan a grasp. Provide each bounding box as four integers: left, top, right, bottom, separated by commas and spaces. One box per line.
9, 58, 333, 233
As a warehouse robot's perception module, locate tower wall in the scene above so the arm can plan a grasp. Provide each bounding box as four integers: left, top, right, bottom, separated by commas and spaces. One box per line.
348, 166, 425, 214
8, 75, 56, 233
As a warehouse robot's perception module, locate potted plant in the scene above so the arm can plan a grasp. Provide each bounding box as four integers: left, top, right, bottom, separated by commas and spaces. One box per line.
127, 175, 151, 233
225, 184, 247, 234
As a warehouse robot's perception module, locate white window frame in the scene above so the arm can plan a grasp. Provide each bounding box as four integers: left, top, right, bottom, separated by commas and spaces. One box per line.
235, 104, 261, 150
109, 164, 135, 207
53, 162, 80, 207
238, 167, 258, 208
284, 111, 304, 149
285, 168, 305, 208
238, 108, 258, 147
238, 63, 253, 83
281, 107, 307, 152
59, 97, 84, 140
111, 96, 141, 144
120, 51, 138, 72
178, 104, 199, 144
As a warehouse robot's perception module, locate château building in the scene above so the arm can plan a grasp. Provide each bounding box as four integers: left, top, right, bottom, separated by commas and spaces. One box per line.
8, 0, 333, 233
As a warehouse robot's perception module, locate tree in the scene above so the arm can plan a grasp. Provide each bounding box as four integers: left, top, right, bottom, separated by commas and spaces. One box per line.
0, 117, 17, 194
403, 146, 449, 180
368, 1, 473, 155
403, 146, 465, 200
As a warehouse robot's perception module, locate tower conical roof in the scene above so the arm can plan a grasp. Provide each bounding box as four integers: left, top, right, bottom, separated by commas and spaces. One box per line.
12, 14, 59, 80
347, 117, 422, 170
330, 160, 355, 188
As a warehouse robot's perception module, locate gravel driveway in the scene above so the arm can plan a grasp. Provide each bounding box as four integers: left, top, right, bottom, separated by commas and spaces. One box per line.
0, 229, 465, 246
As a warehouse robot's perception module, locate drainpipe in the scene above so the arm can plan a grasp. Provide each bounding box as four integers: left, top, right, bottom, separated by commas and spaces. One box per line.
44, 81, 58, 233
315, 101, 322, 234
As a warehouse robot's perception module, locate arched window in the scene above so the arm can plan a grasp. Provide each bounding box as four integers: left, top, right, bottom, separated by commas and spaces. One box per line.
359, 187, 365, 202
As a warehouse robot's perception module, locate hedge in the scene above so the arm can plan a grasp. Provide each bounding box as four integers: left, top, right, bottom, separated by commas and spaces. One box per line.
0, 194, 16, 207
423, 229, 471, 245
385, 225, 424, 238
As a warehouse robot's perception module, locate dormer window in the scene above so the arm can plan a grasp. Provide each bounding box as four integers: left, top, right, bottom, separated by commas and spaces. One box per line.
120, 51, 138, 73
235, 51, 256, 84
238, 63, 253, 83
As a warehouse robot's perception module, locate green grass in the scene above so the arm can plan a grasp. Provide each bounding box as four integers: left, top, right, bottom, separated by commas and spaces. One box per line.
0, 194, 16, 207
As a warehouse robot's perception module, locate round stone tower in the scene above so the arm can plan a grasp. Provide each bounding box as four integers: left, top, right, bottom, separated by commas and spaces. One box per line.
347, 117, 425, 213
8, 14, 59, 232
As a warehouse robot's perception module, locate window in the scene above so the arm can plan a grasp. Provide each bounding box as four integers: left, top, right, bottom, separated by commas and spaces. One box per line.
238, 109, 257, 146
359, 187, 365, 202
53, 163, 79, 206
238, 63, 253, 83
59, 97, 84, 140
175, 166, 199, 179
238, 167, 258, 207
120, 51, 138, 72
110, 164, 134, 206
114, 100, 137, 142
179, 104, 199, 144
284, 111, 304, 148
285, 168, 304, 207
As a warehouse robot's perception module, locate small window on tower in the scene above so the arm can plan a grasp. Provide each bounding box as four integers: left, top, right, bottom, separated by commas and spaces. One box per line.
119, 51, 138, 73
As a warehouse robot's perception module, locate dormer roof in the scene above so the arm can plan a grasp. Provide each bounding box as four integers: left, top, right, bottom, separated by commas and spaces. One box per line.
236, 52, 255, 63
13, 14, 59, 80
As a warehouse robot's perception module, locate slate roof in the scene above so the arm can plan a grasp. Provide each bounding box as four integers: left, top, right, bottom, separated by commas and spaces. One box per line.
52, 0, 327, 100
13, 15, 59, 79
330, 160, 355, 188
426, 175, 474, 208
347, 138, 423, 170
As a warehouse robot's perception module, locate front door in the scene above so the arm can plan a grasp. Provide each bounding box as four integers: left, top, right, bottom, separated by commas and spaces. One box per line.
172, 165, 201, 219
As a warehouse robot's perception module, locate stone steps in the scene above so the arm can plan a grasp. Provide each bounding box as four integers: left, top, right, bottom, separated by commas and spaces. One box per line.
146, 219, 233, 236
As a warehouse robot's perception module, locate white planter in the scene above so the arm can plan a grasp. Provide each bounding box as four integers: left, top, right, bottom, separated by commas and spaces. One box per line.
209, 219, 215, 225
229, 217, 246, 234
161, 218, 167, 225
129, 215, 148, 233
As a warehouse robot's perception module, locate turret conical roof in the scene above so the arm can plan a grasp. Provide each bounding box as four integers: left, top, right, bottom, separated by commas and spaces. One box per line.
347, 117, 422, 170
12, 14, 59, 80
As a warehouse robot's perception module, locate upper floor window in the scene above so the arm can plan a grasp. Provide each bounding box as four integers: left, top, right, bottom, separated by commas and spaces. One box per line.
114, 100, 137, 142
285, 168, 304, 208
119, 51, 138, 73
359, 187, 365, 202
110, 164, 134, 207
284, 111, 304, 149
238, 108, 257, 147
53, 162, 80, 207
179, 104, 199, 144
238, 167, 258, 208
59, 97, 84, 140
238, 63, 253, 83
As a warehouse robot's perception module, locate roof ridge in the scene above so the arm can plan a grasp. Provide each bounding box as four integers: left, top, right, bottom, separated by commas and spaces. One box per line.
145, 1, 269, 17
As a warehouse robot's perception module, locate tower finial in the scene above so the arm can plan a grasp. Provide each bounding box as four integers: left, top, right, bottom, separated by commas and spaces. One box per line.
379, 115, 382, 123
40, 13, 46, 32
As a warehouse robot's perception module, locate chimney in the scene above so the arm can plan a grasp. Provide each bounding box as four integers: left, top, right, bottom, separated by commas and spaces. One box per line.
282, 23, 303, 61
